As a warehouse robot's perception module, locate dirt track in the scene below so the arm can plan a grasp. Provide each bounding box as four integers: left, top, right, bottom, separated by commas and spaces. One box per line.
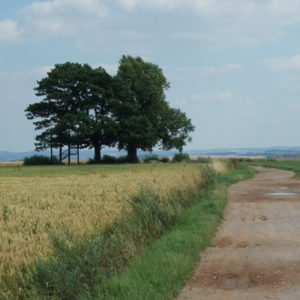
176, 167, 300, 300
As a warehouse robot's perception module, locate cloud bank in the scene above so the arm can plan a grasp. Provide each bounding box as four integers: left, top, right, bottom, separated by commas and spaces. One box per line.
0, 19, 22, 41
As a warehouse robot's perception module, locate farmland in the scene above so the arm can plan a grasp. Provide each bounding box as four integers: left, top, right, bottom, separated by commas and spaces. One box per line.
252, 159, 300, 176
0, 162, 207, 296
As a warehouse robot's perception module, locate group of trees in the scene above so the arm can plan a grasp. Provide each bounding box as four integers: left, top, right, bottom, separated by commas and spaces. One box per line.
25, 56, 194, 163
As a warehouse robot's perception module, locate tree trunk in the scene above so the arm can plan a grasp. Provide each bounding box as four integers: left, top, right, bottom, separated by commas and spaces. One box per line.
59, 144, 62, 163
77, 145, 80, 165
50, 145, 53, 164
94, 144, 101, 163
50, 133, 53, 164
127, 143, 138, 163
68, 145, 71, 165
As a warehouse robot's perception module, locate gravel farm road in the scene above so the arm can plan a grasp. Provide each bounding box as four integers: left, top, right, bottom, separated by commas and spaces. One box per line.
176, 167, 300, 300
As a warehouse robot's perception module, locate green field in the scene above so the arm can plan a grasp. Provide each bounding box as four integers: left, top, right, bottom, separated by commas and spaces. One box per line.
252, 159, 300, 177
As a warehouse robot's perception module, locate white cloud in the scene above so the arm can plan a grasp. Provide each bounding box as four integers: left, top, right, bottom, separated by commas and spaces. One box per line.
119, 0, 181, 10
217, 90, 234, 100
119, 0, 257, 13
176, 63, 242, 75
224, 64, 242, 71
119, 0, 300, 19
29, 66, 53, 77
269, 0, 300, 25
191, 90, 235, 103
95, 63, 118, 75
22, 0, 109, 35
118, 0, 253, 13
3, 0, 300, 47
264, 54, 300, 71
0, 66, 54, 86
118, 0, 300, 46
0, 19, 22, 41
31, 63, 118, 78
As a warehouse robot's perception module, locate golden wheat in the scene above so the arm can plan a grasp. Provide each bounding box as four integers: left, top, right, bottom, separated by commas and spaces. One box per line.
0, 161, 228, 294
0, 164, 200, 280
211, 159, 229, 174
0, 161, 23, 166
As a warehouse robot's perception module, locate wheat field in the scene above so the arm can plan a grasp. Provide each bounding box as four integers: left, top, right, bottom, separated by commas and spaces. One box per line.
0, 163, 206, 287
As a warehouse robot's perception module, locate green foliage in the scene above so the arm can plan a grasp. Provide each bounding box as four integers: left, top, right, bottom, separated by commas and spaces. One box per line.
172, 153, 191, 162
158, 106, 195, 151
24, 155, 60, 166
116, 156, 132, 164
160, 157, 170, 163
199, 164, 218, 186
101, 155, 118, 164
26, 58, 195, 164
20, 226, 130, 299
87, 155, 137, 164
126, 188, 179, 242
195, 157, 211, 163
226, 158, 240, 169
100, 155, 139, 164
31, 219, 39, 235
25, 62, 116, 163
143, 155, 160, 163
19, 187, 181, 299
143, 155, 170, 163
2, 204, 9, 225
113, 55, 194, 161
252, 159, 300, 177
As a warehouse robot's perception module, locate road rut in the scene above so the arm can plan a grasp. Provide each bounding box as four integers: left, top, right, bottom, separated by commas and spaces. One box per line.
176, 167, 300, 300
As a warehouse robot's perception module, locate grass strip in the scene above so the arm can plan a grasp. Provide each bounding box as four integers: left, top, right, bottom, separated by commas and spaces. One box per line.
251, 160, 300, 177
88, 164, 255, 300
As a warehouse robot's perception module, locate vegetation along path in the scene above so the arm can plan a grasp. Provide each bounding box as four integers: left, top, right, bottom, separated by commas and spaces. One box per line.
176, 166, 300, 300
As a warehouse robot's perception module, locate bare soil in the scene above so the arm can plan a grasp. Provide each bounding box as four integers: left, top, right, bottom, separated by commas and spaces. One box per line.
176, 167, 300, 300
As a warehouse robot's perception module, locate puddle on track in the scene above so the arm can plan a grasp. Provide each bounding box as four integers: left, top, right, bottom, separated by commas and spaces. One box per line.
265, 192, 296, 196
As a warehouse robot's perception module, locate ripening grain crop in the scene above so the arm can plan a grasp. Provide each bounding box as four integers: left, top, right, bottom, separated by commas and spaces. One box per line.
0, 161, 229, 296
0, 163, 202, 287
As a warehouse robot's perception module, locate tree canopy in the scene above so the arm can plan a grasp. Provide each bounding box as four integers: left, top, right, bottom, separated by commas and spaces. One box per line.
25, 62, 116, 162
25, 56, 195, 163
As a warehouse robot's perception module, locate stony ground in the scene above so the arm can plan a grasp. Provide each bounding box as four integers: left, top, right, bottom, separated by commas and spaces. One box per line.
176, 167, 300, 300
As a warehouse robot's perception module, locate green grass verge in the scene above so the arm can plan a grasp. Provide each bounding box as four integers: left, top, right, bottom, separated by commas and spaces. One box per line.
251, 160, 300, 177
88, 165, 255, 300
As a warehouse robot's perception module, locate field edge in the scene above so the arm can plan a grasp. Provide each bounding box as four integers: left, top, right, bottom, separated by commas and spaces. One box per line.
88, 164, 255, 300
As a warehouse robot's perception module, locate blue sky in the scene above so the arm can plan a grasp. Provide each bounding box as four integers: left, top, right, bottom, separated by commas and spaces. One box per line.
1, 0, 300, 152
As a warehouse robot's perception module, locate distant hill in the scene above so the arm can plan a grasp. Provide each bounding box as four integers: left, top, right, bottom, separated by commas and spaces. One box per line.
1, 147, 300, 162
0, 151, 38, 162
188, 147, 300, 158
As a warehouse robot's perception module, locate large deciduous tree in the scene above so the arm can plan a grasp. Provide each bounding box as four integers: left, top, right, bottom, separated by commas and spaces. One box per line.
84, 66, 117, 162
25, 62, 116, 162
114, 55, 194, 161
26, 57, 194, 164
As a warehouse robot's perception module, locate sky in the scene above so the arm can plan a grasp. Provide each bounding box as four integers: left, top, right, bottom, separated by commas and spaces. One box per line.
2, 0, 300, 152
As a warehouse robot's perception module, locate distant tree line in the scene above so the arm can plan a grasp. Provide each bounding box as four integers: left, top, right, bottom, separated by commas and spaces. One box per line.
25, 55, 195, 163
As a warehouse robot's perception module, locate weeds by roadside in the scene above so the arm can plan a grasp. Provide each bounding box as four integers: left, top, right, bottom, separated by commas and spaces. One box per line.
91, 163, 255, 300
